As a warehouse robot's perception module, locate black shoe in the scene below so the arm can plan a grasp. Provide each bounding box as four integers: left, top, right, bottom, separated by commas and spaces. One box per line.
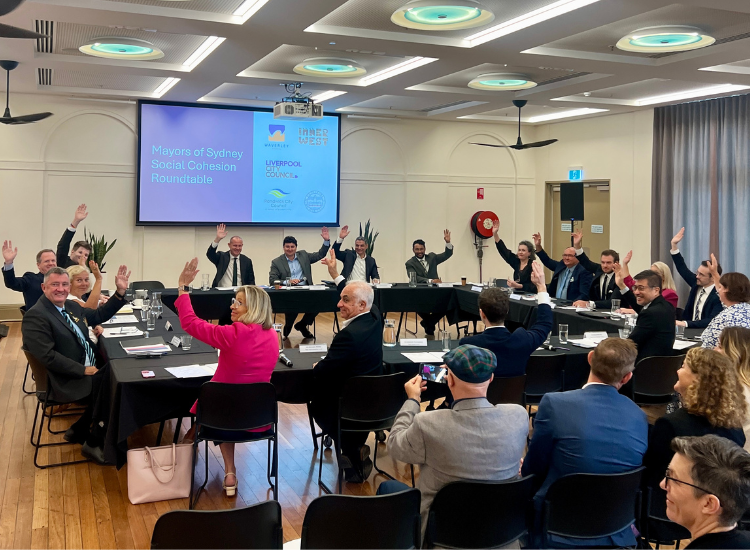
420, 321, 435, 336
283, 325, 292, 338
358, 445, 373, 481
63, 427, 86, 445
81, 442, 107, 465
344, 467, 364, 483
294, 323, 314, 339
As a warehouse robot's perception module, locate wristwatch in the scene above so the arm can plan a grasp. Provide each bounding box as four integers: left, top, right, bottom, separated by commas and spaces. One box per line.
179, 285, 192, 292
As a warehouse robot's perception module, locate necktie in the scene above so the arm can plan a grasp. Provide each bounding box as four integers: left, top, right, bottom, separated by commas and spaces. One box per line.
601, 273, 611, 299
420, 258, 428, 273
62, 310, 96, 366
232, 257, 238, 286
556, 268, 571, 300
694, 288, 706, 321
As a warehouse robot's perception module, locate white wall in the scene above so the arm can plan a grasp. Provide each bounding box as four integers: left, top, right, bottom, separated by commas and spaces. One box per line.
0, 94, 544, 306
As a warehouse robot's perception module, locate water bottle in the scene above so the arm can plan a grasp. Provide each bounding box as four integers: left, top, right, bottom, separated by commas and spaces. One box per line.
151, 291, 163, 318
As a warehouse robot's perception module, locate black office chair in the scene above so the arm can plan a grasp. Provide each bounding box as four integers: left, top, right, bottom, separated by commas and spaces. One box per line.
189, 382, 278, 509
300, 489, 421, 549
675, 307, 685, 321
318, 372, 411, 494
739, 509, 750, 531
151, 501, 283, 549
19, 306, 34, 395
423, 476, 536, 549
486, 375, 527, 406
629, 355, 685, 405
524, 353, 566, 407
642, 487, 692, 549
24, 349, 89, 469
541, 467, 645, 548
130, 280, 165, 291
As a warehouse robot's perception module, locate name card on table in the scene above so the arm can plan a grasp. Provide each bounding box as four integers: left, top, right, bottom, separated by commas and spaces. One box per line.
510, 294, 522, 301
375, 283, 393, 288
400, 338, 428, 347
165, 320, 173, 331
170, 336, 182, 347
438, 282, 455, 288
300, 344, 328, 353
471, 285, 483, 292
309, 285, 327, 290
583, 332, 609, 343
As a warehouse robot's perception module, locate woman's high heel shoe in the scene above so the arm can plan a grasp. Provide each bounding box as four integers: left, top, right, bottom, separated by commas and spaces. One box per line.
223, 473, 237, 497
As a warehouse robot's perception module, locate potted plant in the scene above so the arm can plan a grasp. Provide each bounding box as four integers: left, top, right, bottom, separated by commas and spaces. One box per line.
83, 227, 117, 288
358, 219, 379, 257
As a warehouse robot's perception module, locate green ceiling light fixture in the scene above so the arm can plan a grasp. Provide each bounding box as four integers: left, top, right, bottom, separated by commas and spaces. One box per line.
293, 57, 366, 77
468, 73, 537, 91
79, 37, 164, 60
391, 0, 494, 31
616, 25, 715, 53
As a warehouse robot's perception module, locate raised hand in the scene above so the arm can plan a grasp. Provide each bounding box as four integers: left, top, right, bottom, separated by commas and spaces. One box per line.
613, 263, 626, 289
708, 253, 721, 282
2, 240, 17, 265
89, 260, 102, 281
72, 204, 88, 228
178, 258, 200, 288
572, 229, 583, 249
339, 225, 350, 239
114, 265, 131, 293
492, 220, 500, 236
215, 224, 228, 242
671, 227, 685, 251
532, 232, 542, 251
530, 261, 546, 292
444, 229, 451, 243
622, 250, 632, 265
321, 226, 330, 242
321, 249, 339, 279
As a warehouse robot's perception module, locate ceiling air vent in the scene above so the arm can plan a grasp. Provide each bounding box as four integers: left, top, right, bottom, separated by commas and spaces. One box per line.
34, 20, 54, 54
540, 72, 591, 85
37, 68, 53, 86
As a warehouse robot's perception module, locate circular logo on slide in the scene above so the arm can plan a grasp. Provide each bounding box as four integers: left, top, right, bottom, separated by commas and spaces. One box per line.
304, 191, 326, 213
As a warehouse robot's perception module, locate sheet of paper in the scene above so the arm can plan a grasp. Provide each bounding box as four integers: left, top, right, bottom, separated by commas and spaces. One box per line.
216, 286, 238, 291
438, 282, 455, 288
567, 338, 598, 349
308, 285, 327, 290
583, 331, 609, 342
556, 306, 578, 310
375, 283, 393, 288
300, 344, 328, 353
165, 363, 218, 378
521, 296, 537, 301
402, 352, 444, 363
123, 344, 171, 355
102, 315, 140, 325
510, 294, 522, 301
673, 340, 698, 350
470, 285, 483, 292
102, 327, 143, 338
400, 339, 428, 347
118, 306, 134, 314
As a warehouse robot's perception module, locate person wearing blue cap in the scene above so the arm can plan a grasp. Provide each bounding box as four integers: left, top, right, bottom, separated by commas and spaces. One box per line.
380, 344, 529, 538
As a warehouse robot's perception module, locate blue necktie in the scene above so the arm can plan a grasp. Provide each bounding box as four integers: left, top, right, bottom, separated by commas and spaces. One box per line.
556, 268, 571, 300
62, 310, 96, 367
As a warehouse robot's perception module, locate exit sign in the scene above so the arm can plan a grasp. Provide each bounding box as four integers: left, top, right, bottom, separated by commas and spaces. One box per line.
569, 167, 583, 181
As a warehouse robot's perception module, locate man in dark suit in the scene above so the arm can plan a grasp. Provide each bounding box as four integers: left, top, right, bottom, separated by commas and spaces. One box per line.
2, 242, 57, 309
268, 227, 331, 339
312, 251, 383, 482
615, 268, 676, 364
404, 230, 453, 335
522, 338, 648, 548
670, 227, 723, 329
460, 262, 552, 377
331, 225, 379, 283
570, 230, 621, 309
532, 232, 593, 302
22, 265, 131, 464
206, 224, 255, 287
56, 203, 92, 269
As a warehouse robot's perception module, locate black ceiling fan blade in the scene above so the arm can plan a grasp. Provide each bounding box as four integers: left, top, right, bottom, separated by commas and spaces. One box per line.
470, 142, 512, 148
0, 0, 25, 17
0, 22, 47, 39
0, 111, 53, 124
516, 139, 559, 149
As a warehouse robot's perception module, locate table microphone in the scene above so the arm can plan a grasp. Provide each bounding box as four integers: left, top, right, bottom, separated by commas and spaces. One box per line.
279, 353, 293, 367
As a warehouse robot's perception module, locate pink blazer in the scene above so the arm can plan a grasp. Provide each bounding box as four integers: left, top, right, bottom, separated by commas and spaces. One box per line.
174, 294, 279, 417
623, 275, 679, 308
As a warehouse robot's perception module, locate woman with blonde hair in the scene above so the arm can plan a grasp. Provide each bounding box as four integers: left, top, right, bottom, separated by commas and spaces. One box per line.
614, 254, 679, 309
174, 258, 278, 497
66, 261, 104, 341
718, 326, 750, 451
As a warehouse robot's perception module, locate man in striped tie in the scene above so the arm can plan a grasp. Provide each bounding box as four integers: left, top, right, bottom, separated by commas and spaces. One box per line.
22, 265, 131, 464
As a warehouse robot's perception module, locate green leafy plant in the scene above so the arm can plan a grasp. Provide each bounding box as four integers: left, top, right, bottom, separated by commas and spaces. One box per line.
83, 228, 117, 271
358, 219, 379, 257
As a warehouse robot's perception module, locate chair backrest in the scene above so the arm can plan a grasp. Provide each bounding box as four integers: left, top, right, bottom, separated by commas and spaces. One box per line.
340, 373, 407, 423
543, 467, 645, 541
150, 501, 282, 549
196, 382, 277, 431
424, 476, 536, 549
632, 355, 685, 398
129, 280, 165, 291
525, 353, 566, 397
486, 375, 526, 406
23, 348, 48, 395
675, 307, 684, 321
19, 306, 26, 317
300, 489, 421, 549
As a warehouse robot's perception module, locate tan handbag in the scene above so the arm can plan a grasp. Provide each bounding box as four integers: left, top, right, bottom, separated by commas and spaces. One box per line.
127, 443, 193, 504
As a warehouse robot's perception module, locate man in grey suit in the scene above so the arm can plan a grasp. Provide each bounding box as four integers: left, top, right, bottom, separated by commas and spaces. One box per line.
404, 229, 454, 335
269, 227, 330, 338
381, 344, 528, 537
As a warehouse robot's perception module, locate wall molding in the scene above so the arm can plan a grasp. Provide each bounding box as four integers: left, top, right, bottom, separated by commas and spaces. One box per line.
41, 109, 137, 160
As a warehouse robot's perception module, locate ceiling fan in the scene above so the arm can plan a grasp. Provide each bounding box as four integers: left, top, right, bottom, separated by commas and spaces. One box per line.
0, 0, 47, 39
1, 60, 52, 124
471, 99, 558, 150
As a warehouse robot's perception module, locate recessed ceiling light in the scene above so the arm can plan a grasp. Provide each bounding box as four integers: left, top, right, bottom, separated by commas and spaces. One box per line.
183, 36, 226, 71
79, 37, 164, 60
391, 0, 494, 31
617, 25, 715, 53
527, 108, 608, 123
359, 56, 438, 85
153, 77, 180, 98
311, 90, 347, 102
635, 84, 750, 106
233, 0, 269, 23
294, 58, 366, 77
468, 73, 537, 90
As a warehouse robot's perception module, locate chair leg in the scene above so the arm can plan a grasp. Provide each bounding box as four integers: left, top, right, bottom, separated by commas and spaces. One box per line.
271, 433, 279, 501
33, 398, 89, 469
189, 438, 198, 509
372, 437, 396, 481
410, 464, 415, 488
172, 417, 183, 444
156, 421, 165, 446
30, 400, 41, 447
22, 362, 34, 395
317, 437, 332, 495
190, 439, 209, 510
306, 404, 319, 450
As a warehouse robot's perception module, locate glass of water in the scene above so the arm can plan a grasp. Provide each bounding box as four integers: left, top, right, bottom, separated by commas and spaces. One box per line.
181, 335, 192, 351
201, 273, 210, 291
558, 324, 569, 344
409, 271, 417, 288
675, 324, 685, 340
441, 330, 451, 352
146, 308, 157, 331
611, 299, 621, 319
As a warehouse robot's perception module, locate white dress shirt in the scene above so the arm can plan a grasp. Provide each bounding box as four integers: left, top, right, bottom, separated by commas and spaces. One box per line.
349, 255, 367, 282
693, 284, 714, 320
211, 242, 242, 287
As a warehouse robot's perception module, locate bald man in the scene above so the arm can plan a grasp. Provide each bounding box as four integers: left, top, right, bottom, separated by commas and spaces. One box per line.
532, 232, 593, 302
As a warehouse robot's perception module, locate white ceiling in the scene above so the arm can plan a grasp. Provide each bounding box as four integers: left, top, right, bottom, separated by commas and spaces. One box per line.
3, 0, 750, 124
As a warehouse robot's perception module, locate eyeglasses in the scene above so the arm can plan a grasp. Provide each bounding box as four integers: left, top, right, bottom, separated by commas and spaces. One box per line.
633, 285, 657, 292
664, 470, 714, 496
562, 254, 575, 258
231, 297, 244, 307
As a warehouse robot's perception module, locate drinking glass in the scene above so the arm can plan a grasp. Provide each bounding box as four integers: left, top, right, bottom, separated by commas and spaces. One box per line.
201, 274, 210, 291
441, 330, 451, 352
611, 299, 621, 319
619, 328, 629, 339
408, 271, 417, 288
146, 308, 157, 331
285, 276, 292, 288
675, 324, 685, 340
180, 335, 192, 351
558, 324, 569, 344
150, 291, 163, 318
544, 331, 551, 345
383, 319, 397, 347
273, 323, 284, 351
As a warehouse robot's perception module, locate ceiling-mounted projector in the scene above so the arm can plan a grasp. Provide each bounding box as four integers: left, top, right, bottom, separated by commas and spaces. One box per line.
274, 82, 323, 120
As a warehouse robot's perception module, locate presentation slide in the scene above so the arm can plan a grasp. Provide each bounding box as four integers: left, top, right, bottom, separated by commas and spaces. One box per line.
137, 101, 340, 225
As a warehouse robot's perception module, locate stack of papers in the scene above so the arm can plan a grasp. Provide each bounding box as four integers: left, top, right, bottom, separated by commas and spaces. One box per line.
118, 305, 134, 314
567, 338, 599, 349
102, 326, 143, 338
120, 336, 170, 355
103, 314, 140, 325
402, 352, 447, 363
674, 340, 698, 350
165, 363, 219, 378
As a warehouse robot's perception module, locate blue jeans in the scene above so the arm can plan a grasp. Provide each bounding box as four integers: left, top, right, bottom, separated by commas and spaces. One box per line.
376, 480, 410, 495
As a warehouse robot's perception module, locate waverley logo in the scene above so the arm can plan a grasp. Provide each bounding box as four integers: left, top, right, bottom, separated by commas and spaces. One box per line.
269, 189, 290, 198
268, 125, 285, 142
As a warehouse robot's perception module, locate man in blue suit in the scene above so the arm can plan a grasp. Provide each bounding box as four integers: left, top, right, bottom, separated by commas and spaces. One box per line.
522, 337, 648, 548
460, 261, 551, 377
532, 232, 593, 302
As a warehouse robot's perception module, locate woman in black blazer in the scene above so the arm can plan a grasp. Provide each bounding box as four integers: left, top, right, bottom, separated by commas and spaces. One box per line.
491, 221, 536, 293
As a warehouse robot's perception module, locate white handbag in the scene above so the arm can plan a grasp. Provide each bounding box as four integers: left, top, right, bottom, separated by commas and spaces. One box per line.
127, 443, 193, 504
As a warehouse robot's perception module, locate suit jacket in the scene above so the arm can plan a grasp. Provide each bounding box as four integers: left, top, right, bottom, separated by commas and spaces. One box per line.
22, 294, 125, 402
331, 242, 379, 282
268, 243, 330, 285
388, 398, 528, 537
459, 303, 552, 377
3, 267, 44, 309
620, 293, 676, 364
522, 384, 648, 547
404, 246, 453, 283
206, 244, 255, 287
672, 252, 722, 328
56, 227, 78, 269
577, 251, 618, 307
310, 307, 383, 431
495, 240, 536, 293
537, 249, 593, 302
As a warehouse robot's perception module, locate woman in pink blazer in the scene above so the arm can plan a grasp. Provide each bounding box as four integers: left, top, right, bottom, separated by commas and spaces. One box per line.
175, 258, 278, 496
